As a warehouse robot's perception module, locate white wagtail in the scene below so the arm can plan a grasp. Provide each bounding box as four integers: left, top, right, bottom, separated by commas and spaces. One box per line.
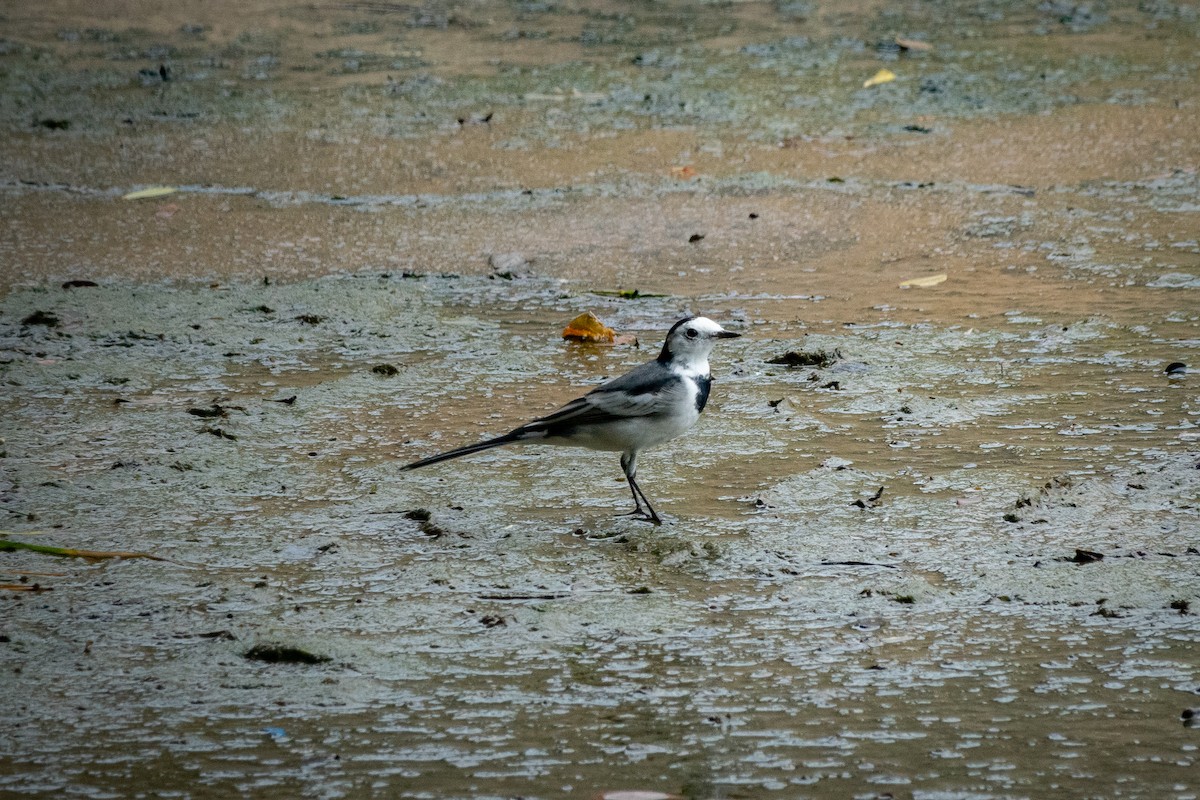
401, 315, 740, 524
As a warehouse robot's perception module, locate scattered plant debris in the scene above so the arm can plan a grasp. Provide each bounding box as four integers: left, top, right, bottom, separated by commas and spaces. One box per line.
21, 311, 59, 327
403, 509, 445, 538
243, 644, 331, 665
562, 311, 615, 343
863, 68, 896, 88
895, 36, 933, 51
590, 288, 666, 299
122, 187, 178, 201
767, 349, 841, 368
0, 538, 166, 562
851, 486, 885, 508
899, 273, 947, 289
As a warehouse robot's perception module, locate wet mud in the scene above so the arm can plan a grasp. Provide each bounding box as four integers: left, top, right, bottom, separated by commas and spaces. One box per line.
2, 1, 1199, 798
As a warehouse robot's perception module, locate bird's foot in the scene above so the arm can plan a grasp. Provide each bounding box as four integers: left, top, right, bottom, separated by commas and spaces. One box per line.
616, 507, 663, 526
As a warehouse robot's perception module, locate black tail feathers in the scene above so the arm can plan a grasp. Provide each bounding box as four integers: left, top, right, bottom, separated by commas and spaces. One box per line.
400, 431, 523, 471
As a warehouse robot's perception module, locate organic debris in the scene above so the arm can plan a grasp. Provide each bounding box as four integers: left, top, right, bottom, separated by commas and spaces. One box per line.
851, 486, 885, 508
21, 311, 59, 327
863, 68, 896, 88
1071, 549, 1105, 564
0, 538, 166, 562
188, 404, 228, 419
590, 288, 666, 299
895, 37, 933, 51
767, 349, 841, 368
562, 311, 616, 343
899, 273, 948, 288
122, 186, 178, 201
243, 644, 331, 665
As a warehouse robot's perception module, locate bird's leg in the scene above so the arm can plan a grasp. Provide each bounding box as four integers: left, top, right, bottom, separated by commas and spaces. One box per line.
627, 473, 662, 525
618, 453, 662, 525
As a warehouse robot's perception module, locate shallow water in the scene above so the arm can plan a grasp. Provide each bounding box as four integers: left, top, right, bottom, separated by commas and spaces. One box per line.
2, 1, 1200, 798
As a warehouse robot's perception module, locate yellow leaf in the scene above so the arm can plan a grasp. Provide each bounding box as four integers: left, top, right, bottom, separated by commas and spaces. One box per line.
863, 68, 896, 88
899, 273, 948, 288
122, 186, 178, 201
562, 311, 616, 343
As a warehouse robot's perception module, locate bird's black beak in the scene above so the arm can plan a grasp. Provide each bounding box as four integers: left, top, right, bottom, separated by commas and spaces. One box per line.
716, 330, 741, 339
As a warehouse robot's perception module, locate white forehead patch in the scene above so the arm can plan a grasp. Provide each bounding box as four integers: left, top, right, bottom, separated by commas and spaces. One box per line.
684, 316, 725, 335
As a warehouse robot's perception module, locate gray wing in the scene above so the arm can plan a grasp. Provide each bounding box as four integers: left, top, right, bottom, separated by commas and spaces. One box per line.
518, 360, 685, 435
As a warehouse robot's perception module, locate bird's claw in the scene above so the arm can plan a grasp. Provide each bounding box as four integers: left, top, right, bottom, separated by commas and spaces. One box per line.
617, 507, 663, 525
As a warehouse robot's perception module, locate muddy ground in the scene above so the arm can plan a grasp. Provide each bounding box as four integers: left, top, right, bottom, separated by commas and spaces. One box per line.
1, 1, 1198, 798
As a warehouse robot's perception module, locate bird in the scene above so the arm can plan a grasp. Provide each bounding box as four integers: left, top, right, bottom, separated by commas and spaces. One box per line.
401, 315, 741, 524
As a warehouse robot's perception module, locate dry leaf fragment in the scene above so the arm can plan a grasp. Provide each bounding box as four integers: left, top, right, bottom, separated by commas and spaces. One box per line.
562, 312, 616, 343
899, 273, 947, 288
0, 538, 167, 562
670, 165, 696, 180
895, 37, 932, 51
863, 68, 896, 88
122, 186, 178, 201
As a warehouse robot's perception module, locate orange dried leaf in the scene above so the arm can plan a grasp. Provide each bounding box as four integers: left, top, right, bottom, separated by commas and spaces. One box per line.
562, 312, 616, 343
670, 165, 697, 180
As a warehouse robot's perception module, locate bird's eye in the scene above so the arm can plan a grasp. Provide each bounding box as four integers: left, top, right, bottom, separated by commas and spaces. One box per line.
685, 328, 698, 339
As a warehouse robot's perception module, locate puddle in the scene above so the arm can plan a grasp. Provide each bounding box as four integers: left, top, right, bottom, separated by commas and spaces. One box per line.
2, 1, 1199, 797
